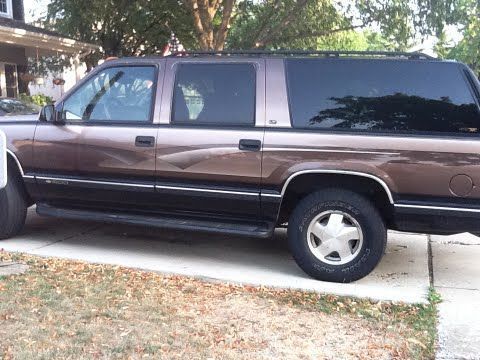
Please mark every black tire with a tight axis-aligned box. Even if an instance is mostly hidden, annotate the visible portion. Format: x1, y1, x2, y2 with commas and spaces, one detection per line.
287, 188, 387, 283
0, 163, 28, 240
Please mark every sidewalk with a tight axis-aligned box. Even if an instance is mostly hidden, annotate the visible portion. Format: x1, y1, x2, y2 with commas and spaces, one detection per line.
432, 233, 480, 360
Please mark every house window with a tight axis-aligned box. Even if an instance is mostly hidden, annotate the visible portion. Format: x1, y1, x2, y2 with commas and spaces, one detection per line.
0, 0, 12, 17
0, 0, 6, 13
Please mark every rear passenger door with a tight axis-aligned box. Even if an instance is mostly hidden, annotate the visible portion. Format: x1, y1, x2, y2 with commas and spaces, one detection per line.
155, 59, 265, 220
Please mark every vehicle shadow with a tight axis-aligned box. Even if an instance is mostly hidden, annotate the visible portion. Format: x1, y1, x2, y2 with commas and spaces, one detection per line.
8, 209, 431, 304
19, 210, 303, 278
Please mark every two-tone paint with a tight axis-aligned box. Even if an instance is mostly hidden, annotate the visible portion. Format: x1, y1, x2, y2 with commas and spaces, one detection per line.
1, 56, 480, 236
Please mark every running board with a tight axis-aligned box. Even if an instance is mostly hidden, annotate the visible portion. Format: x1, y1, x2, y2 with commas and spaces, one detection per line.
36, 203, 274, 238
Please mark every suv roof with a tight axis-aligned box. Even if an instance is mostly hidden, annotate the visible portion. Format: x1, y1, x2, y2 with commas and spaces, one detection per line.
165, 50, 437, 60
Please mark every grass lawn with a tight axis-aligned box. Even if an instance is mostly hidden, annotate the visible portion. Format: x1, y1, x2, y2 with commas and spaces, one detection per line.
0, 252, 438, 359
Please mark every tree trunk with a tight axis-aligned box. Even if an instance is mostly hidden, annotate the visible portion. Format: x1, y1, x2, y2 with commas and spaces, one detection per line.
214, 0, 235, 50
185, 0, 235, 51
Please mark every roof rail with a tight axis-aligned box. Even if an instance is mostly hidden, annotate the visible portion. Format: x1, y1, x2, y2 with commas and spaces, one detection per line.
169, 50, 436, 60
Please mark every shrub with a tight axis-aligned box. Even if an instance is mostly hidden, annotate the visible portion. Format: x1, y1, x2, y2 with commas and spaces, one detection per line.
19, 93, 54, 106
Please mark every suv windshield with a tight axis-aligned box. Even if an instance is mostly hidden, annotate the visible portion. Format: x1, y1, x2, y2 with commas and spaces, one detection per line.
0, 98, 41, 116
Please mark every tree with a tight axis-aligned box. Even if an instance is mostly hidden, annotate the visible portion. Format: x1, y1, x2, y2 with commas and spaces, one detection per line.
446, 0, 480, 75
315, 30, 396, 52
185, 0, 366, 50
184, 0, 235, 50
182, 0, 470, 51
45, 0, 474, 58
226, 0, 363, 50
45, 0, 196, 68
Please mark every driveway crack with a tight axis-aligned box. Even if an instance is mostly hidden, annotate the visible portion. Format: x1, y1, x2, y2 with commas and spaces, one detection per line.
433, 241, 480, 246
427, 235, 434, 287
436, 285, 479, 291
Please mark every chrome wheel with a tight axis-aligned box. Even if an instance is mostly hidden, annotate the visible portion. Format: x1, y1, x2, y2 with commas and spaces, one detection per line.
306, 210, 363, 265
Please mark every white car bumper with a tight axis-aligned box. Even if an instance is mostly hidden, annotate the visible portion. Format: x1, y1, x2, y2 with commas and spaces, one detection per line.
0, 130, 6, 189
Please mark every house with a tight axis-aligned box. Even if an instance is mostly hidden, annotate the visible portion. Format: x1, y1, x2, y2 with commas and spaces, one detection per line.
0, 0, 99, 98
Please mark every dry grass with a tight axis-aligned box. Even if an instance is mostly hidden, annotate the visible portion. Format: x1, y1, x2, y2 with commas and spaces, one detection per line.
0, 252, 436, 359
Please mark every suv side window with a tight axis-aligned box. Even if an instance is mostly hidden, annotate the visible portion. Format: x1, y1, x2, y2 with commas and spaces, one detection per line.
286, 59, 480, 134
62, 66, 156, 123
172, 63, 255, 126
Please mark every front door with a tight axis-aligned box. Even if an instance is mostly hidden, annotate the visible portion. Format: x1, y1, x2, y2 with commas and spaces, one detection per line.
4, 64, 18, 98
0, 63, 18, 98
154, 59, 266, 220
34, 62, 161, 210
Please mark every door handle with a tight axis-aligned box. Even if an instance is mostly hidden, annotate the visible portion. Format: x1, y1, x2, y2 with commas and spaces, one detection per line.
239, 139, 261, 151
135, 136, 155, 147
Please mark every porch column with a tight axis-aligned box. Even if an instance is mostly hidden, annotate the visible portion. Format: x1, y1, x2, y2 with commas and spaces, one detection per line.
73, 54, 82, 82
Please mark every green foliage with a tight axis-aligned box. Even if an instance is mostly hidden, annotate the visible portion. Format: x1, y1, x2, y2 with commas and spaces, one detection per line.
315, 30, 396, 51
446, 0, 480, 75
45, 0, 196, 65
354, 0, 413, 50
27, 55, 71, 78
19, 94, 54, 107
315, 31, 370, 51
408, 287, 441, 358
225, 0, 464, 51
434, 31, 453, 59
227, 0, 352, 49
43, 0, 477, 62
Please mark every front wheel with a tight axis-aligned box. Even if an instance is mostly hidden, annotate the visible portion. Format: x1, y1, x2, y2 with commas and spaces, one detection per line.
287, 189, 387, 283
0, 163, 28, 240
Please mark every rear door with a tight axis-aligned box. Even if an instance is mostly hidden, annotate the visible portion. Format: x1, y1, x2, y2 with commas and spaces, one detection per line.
154, 58, 266, 220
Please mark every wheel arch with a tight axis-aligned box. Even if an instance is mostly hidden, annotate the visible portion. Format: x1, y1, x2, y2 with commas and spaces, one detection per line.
5, 149, 34, 206
6, 149, 25, 176
281, 170, 394, 204
276, 170, 396, 225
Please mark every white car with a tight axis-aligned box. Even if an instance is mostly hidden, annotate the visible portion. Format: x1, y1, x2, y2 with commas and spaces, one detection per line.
0, 98, 40, 121
0, 129, 5, 189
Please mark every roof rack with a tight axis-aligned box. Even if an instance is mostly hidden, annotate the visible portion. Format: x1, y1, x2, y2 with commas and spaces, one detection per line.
169, 50, 435, 60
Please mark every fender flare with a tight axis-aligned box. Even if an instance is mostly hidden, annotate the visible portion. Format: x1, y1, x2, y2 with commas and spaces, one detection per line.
280, 169, 395, 204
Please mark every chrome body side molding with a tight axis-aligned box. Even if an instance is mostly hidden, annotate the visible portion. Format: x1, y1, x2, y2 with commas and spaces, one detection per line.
15, 173, 480, 215
36, 176, 155, 189
155, 184, 259, 197
395, 203, 480, 213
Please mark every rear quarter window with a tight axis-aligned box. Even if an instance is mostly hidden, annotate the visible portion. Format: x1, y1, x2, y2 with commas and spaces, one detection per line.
286, 59, 480, 135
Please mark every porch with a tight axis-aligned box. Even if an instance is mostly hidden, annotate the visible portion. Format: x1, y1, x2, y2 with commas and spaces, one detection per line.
0, 17, 99, 98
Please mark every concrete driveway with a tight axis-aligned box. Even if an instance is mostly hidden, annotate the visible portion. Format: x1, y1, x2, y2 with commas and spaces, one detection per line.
2, 208, 429, 304
1, 208, 479, 359
431, 233, 480, 360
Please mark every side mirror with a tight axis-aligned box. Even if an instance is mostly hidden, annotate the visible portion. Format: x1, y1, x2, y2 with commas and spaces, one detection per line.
39, 104, 55, 122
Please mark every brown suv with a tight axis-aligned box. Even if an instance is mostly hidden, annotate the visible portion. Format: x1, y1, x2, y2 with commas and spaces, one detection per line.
1, 50, 480, 283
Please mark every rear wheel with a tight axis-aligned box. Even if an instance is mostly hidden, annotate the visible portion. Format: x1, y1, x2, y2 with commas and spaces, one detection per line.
287, 188, 387, 283
0, 163, 28, 239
